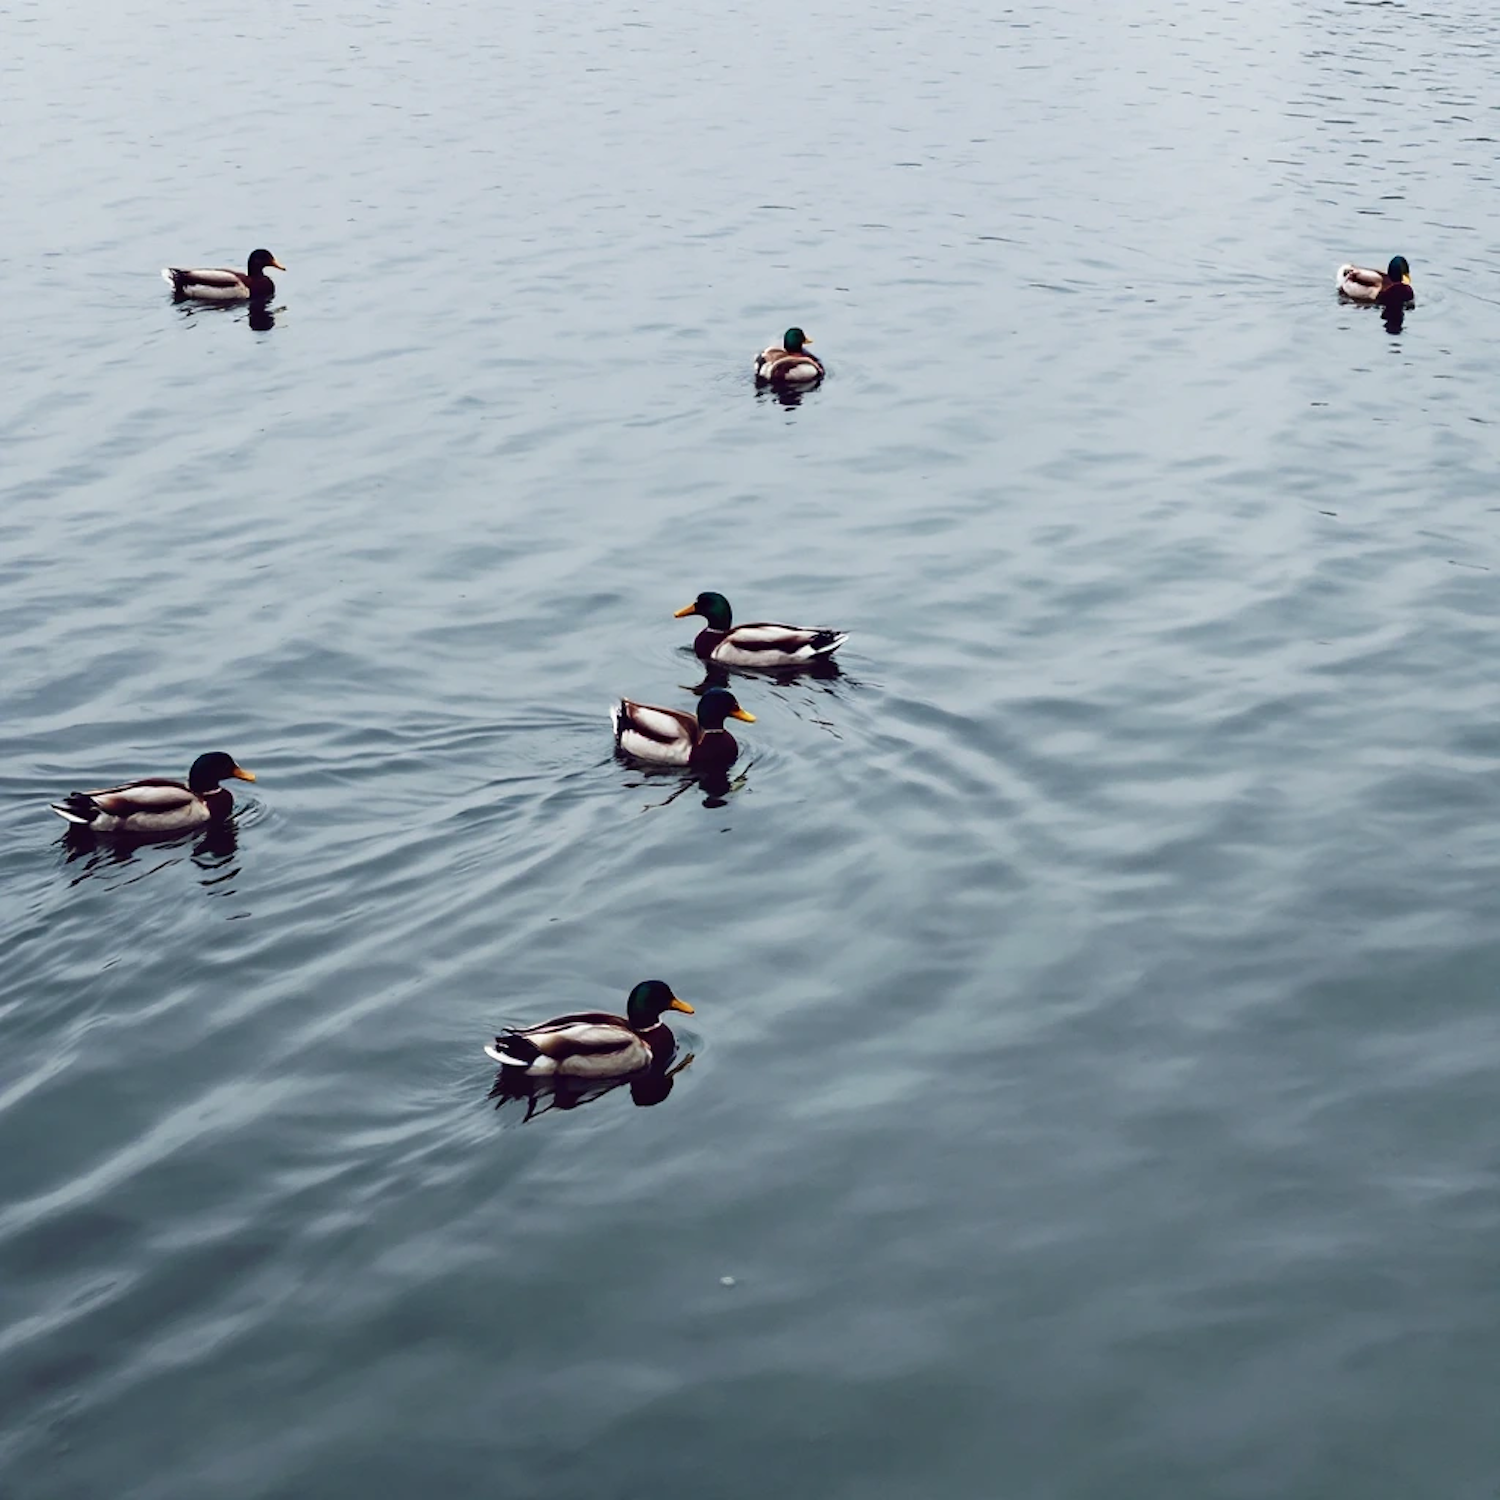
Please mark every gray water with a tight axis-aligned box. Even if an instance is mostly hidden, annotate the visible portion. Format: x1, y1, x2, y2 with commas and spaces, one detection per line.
4, 0, 1500, 1495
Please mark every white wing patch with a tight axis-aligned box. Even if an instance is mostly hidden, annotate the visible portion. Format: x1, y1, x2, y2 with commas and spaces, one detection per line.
167, 267, 250, 300
618, 730, 693, 765
497, 1020, 653, 1078
190, 282, 251, 302
615, 701, 696, 764
1337, 264, 1382, 300
711, 623, 848, 667
724, 623, 810, 648
626, 704, 691, 738
529, 1021, 634, 1050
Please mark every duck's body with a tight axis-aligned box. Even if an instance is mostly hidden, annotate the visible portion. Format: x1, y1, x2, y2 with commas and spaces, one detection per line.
162, 249, 285, 302
675, 591, 848, 669
755, 326, 824, 385
1337, 256, 1414, 306
485, 980, 695, 1080
611, 686, 755, 770
48, 752, 255, 836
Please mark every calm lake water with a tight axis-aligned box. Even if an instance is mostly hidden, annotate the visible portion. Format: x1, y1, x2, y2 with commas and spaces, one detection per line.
5, 0, 1500, 1495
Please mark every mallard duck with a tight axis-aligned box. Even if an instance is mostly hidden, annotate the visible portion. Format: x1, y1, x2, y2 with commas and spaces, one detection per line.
48, 752, 255, 835
484, 979, 695, 1079
674, 590, 848, 668
1337, 256, 1414, 306
755, 327, 825, 384
611, 685, 755, 770
162, 249, 285, 302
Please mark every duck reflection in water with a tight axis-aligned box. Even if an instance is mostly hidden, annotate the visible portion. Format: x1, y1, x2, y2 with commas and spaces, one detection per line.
691, 655, 844, 695
489, 1052, 695, 1122
172, 300, 283, 332
620, 751, 752, 810
59, 819, 241, 888
755, 381, 818, 410
485, 980, 697, 1122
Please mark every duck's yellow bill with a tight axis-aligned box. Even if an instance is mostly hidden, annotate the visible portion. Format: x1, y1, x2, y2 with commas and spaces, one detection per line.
730, 708, 756, 723
668, 996, 695, 1014
232, 766, 257, 782
1402, 274, 1411, 285
269, 258, 287, 271
673, 603, 698, 618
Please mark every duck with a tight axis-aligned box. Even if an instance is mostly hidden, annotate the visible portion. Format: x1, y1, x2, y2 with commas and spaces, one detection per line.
674, 591, 848, 668
611, 685, 755, 771
48, 752, 256, 835
755, 327, 825, 384
484, 979, 695, 1079
1337, 256, 1414, 306
162, 249, 286, 302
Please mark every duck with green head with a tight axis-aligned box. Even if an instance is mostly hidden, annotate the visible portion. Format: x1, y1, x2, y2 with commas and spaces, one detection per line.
48, 751, 257, 835
162, 248, 286, 302
755, 326, 825, 384
611, 685, 755, 771
484, 979, 696, 1079
674, 590, 848, 668
1337, 255, 1414, 306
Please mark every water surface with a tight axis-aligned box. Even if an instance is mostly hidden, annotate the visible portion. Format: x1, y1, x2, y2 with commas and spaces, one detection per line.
4, 1, 1500, 1496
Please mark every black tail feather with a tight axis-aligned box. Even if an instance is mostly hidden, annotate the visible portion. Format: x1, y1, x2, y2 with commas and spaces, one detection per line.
493, 1030, 540, 1064
50, 792, 100, 824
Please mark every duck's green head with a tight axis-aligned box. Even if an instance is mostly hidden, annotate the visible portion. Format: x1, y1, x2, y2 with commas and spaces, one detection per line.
248, 249, 286, 275
626, 979, 695, 1028
1387, 255, 1411, 284
674, 590, 733, 632
696, 686, 756, 731
783, 327, 812, 352
189, 752, 256, 793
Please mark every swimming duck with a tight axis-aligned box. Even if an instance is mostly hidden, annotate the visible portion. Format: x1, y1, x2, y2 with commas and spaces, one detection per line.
49, 752, 256, 835
674, 591, 848, 668
162, 249, 285, 302
1337, 256, 1414, 306
611, 686, 755, 770
484, 979, 695, 1079
755, 327, 825, 384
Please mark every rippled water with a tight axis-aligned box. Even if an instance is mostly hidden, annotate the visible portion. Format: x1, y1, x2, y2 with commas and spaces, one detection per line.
5, 0, 1500, 1495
